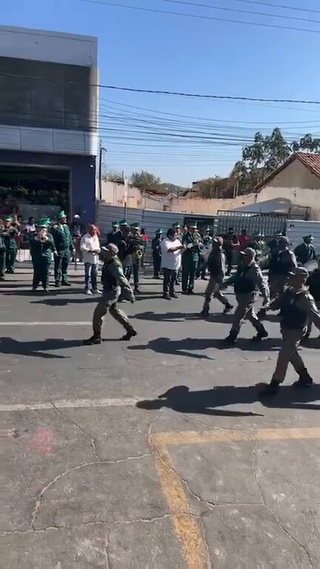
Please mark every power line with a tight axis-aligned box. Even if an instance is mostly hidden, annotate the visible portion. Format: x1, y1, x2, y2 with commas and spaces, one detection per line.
162, 0, 320, 24
81, 0, 320, 34
236, 0, 320, 15
2, 71, 320, 105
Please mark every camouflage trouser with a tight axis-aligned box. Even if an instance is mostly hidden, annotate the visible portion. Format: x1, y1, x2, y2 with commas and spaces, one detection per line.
92, 288, 132, 336
272, 328, 305, 383
203, 276, 229, 311
231, 293, 266, 335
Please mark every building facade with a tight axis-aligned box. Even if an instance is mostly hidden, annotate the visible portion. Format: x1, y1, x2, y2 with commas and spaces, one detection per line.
0, 25, 98, 222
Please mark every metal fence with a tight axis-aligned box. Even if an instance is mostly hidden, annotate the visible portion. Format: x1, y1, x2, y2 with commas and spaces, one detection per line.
216, 211, 287, 238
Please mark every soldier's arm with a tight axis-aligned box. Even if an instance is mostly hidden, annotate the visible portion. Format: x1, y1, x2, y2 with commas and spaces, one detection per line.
268, 295, 282, 311
300, 293, 320, 331
290, 251, 298, 269
256, 267, 270, 302
111, 263, 135, 300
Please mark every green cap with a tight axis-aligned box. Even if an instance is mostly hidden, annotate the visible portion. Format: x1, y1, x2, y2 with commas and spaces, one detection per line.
172, 222, 180, 229
36, 218, 50, 228
112, 221, 119, 227
119, 219, 128, 227
254, 231, 263, 237
156, 228, 163, 234
4, 215, 13, 222
131, 222, 140, 230
58, 210, 67, 219
188, 221, 198, 229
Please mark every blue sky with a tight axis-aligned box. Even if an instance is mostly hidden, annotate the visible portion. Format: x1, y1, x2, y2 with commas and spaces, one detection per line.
2, 0, 320, 186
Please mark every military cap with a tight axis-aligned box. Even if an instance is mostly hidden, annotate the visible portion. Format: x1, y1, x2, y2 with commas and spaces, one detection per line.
4, 215, 13, 222
303, 234, 314, 241
112, 221, 119, 227
58, 210, 67, 219
254, 231, 263, 237
119, 219, 128, 227
289, 266, 309, 278
240, 247, 256, 258
278, 236, 289, 245
213, 236, 223, 245
188, 221, 198, 229
36, 218, 50, 228
131, 222, 140, 230
156, 228, 163, 234
172, 222, 180, 229
101, 243, 119, 255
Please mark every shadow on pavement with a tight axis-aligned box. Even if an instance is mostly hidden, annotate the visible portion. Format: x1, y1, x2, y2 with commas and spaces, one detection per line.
137, 383, 320, 416
0, 337, 82, 359
127, 337, 216, 360
30, 297, 97, 306
132, 311, 201, 322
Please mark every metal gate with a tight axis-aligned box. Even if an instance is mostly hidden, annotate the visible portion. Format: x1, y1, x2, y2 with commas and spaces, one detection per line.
216, 211, 287, 238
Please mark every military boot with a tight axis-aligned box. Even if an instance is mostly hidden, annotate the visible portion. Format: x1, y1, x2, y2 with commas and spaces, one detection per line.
224, 330, 238, 344
121, 328, 137, 341
293, 368, 313, 389
83, 334, 102, 345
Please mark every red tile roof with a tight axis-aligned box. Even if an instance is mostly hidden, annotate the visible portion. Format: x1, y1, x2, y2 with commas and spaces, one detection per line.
254, 152, 320, 192
295, 152, 320, 178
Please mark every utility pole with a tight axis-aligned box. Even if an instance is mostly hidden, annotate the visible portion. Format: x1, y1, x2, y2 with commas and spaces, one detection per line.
123, 171, 128, 219
98, 142, 107, 200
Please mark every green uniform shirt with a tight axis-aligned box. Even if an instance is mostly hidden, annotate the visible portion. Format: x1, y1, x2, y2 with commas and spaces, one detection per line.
51, 223, 73, 254
182, 232, 202, 262
30, 234, 56, 262
3, 227, 19, 250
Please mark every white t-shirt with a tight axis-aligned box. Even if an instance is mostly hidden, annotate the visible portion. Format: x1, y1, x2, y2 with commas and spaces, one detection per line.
161, 238, 182, 271
80, 233, 101, 264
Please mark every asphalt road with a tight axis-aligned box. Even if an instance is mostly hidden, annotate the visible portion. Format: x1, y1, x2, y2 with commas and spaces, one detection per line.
1, 264, 320, 568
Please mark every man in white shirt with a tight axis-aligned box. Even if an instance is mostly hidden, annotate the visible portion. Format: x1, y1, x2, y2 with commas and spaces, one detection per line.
161, 228, 185, 300
80, 224, 101, 294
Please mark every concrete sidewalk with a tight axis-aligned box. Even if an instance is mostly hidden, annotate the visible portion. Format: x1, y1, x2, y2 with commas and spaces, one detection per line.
1, 267, 320, 567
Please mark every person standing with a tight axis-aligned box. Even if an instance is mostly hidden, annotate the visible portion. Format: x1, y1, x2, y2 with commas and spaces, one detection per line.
71, 214, 83, 263
261, 267, 320, 395
200, 237, 233, 317
181, 222, 202, 294
130, 222, 144, 294
161, 227, 185, 300
24, 217, 36, 237
0, 221, 6, 281
238, 229, 250, 251
83, 243, 137, 345
30, 219, 56, 292
152, 229, 163, 278
294, 235, 317, 266
106, 221, 120, 245
140, 227, 148, 268
224, 247, 269, 343
80, 224, 101, 295
3, 216, 19, 274
51, 211, 74, 287
223, 227, 240, 276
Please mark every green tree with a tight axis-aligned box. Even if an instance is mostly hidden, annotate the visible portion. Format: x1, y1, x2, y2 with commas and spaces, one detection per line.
103, 170, 124, 184
130, 170, 161, 192
292, 134, 320, 153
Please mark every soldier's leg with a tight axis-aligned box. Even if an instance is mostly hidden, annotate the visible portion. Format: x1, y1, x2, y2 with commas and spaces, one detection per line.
109, 302, 137, 339
61, 255, 70, 284
188, 260, 197, 292
32, 263, 40, 290
227, 296, 248, 339
247, 305, 268, 338
6, 250, 14, 272
43, 262, 50, 290
202, 277, 216, 313
201, 261, 208, 279
132, 261, 140, 291
0, 252, 6, 279
214, 287, 230, 307
54, 254, 62, 285
92, 297, 110, 338
181, 262, 188, 292
271, 329, 303, 384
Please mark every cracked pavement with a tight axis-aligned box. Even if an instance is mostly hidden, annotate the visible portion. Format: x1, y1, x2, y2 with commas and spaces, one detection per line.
1, 267, 320, 567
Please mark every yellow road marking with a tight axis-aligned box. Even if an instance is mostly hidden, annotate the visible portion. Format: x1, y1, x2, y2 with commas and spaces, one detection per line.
150, 427, 320, 568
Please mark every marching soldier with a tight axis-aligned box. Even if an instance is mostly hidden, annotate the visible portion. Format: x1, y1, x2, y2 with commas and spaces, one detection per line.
50, 211, 74, 287
152, 228, 163, 278
224, 247, 269, 344
294, 235, 317, 266
130, 222, 144, 294
261, 267, 320, 395
196, 227, 212, 280
248, 231, 268, 260
114, 220, 134, 282
267, 236, 297, 301
181, 221, 202, 294
30, 219, 56, 292
200, 236, 233, 317
0, 220, 6, 281
83, 243, 137, 345
3, 216, 19, 274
